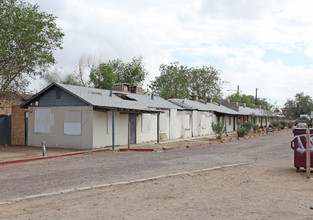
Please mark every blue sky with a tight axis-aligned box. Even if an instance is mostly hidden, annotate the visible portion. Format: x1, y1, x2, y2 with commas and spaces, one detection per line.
27, 0, 313, 108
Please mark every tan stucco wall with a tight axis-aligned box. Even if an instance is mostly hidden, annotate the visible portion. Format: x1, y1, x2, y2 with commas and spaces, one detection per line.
27, 106, 93, 150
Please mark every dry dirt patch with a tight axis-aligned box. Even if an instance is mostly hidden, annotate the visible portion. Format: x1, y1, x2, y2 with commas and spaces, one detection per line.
1, 157, 313, 219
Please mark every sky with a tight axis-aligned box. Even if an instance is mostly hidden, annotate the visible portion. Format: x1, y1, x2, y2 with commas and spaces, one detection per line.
27, 0, 313, 108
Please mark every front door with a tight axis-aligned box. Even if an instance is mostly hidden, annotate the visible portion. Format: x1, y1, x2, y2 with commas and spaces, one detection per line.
129, 114, 136, 144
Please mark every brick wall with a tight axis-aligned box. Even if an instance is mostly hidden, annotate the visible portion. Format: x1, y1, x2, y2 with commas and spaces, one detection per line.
0, 100, 12, 115
11, 106, 25, 145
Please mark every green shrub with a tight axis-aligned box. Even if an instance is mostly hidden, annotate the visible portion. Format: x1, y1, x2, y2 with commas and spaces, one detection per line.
279, 121, 288, 129
271, 121, 280, 129
253, 124, 259, 133
237, 127, 247, 137
241, 121, 253, 133
212, 122, 226, 139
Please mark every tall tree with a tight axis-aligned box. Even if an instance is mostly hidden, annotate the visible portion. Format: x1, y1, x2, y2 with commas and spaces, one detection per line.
189, 66, 224, 100
73, 55, 100, 86
148, 62, 224, 100
89, 56, 148, 89
41, 67, 82, 88
0, 0, 64, 96
109, 56, 148, 86
227, 93, 272, 109
89, 63, 115, 90
148, 62, 190, 99
284, 92, 313, 119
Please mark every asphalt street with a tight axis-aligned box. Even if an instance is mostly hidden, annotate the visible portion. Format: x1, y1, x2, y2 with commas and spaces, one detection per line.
0, 131, 293, 201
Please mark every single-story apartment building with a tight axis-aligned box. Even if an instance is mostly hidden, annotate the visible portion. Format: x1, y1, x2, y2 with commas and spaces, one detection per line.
21, 83, 171, 149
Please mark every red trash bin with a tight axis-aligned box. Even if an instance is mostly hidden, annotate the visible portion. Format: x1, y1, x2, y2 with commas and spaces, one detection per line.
291, 128, 313, 172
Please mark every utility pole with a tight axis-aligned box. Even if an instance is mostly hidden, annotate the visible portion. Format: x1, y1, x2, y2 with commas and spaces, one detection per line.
237, 85, 239, 96
255, 88, 258, 105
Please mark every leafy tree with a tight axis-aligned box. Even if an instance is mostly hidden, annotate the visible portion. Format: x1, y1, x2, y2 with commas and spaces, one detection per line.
89, 56, 148, 89
148, 62, 224, 100
284, 92, 313, 119
109, 56, 148, 86
227, 93, 272, 109
0, 0, 64, 96
227, 93, 255, 108
41, 67, 82, 88
89, 63, 115, 90
189, 66, 224, 100
62, 74, 83, 86
148, 62, 190, 99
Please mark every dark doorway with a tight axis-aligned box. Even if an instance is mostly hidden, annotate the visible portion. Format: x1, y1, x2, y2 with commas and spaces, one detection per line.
0, 116, 11, 144
129, 114, 136, 144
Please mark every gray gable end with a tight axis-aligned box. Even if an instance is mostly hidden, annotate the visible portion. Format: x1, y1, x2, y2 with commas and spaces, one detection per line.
38, 87, 88, 106
21, 84, 90, 107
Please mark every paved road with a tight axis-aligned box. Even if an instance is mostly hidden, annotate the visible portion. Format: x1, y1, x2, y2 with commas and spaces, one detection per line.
0, 131, 293, 201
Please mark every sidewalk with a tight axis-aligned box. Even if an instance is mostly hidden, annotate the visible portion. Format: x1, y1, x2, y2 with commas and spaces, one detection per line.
0, 130, 287, 164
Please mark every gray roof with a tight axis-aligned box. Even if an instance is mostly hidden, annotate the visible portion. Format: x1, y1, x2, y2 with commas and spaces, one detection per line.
169, 99, 240, 115
122, 92, 182, 110
59, 84, 182, 110
21, 83, 181, 112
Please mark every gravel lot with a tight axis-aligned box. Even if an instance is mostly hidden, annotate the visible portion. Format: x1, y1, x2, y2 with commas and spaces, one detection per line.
1, 131, 313, 219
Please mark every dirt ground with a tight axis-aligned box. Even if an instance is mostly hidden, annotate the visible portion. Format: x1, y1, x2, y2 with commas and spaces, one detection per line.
1, 142, 313, 220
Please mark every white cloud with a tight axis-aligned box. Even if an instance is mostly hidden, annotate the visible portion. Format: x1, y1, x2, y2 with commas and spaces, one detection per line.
26, 0, 313, 107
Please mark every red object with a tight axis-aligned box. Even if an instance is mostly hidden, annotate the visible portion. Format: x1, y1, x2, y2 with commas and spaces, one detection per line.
291, 129, 313, 171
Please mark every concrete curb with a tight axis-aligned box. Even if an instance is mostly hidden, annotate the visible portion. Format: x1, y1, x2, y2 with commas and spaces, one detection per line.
119, 148, 154, 152
162, 146, 182, 151
186, 142, 211, 148
0, 162, 248, 206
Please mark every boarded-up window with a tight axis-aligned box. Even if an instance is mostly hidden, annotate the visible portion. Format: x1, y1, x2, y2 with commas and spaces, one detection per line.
185, 115, 190, 129
201, 114, 207, 128
141, 114, 151, 133
159, 113, 167, 132
107, 111, 120, 134
34, 109, 53, 134
64, 110, 81, 135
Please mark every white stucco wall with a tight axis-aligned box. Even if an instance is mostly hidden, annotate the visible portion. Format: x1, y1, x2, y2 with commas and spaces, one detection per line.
199, 112, 214, 136
169, 109, 177, 139
27, 106, 93, 150
184, 111, 192, 138
174, 110, 187, 139
93, 111, 129, 148
136, 113, 158, 143
159, 110, 170, 140
192, 111, 198, 137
